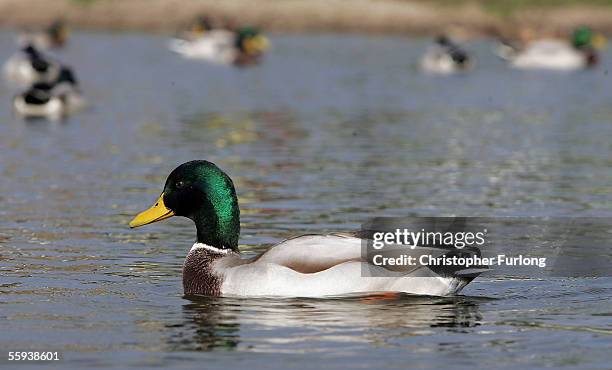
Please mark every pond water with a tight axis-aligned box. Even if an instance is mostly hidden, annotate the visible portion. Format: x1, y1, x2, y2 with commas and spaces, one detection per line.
0, 31, 610, 369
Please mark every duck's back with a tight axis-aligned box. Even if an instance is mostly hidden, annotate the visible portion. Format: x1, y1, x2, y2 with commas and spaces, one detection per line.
169, 30, 236, 64
512, 39, 585, 70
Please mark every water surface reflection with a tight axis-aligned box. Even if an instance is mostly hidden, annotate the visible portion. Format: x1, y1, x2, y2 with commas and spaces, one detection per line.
169, 295, 485, 352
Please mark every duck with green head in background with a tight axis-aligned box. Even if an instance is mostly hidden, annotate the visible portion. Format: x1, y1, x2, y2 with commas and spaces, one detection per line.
169, 21, 269, 66
129, 160, 486, 298
498, 26, 606, 71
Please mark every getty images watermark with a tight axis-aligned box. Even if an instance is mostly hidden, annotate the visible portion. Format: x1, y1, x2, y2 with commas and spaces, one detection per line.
371, 227, 545, 269
360, 217, 612, 278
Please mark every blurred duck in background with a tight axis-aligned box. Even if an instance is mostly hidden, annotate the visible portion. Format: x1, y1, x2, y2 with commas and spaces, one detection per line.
3, 45, 61, 87
169, 16, 269, 66
17, 20, 70, 49
13, 65, 85, 119
420, 35, 473, 74
498, 27, 606, 71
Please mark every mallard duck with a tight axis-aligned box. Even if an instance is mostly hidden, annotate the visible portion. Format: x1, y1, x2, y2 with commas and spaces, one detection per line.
129, 160, 485, 297
13, 66, 85, 119
505, 27, 606, 70
169, 27, 269, 66
17, 20, 69, 49
420, 36, 473, 74
3, 45, 61, 87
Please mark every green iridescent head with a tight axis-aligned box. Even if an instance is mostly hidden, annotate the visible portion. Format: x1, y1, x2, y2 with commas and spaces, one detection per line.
130, 160, 240, 250
235, 27, 270, 54
572, 27, 593, 49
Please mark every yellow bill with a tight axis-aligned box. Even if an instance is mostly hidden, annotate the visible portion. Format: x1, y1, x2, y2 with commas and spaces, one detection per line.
593, 33, 607, 50
129, 194, 175, 228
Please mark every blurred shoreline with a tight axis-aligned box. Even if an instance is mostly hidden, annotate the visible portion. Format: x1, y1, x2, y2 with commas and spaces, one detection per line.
1, 0, 612, 37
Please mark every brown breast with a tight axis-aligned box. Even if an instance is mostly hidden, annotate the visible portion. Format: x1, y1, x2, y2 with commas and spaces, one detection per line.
182, 248, 226, 296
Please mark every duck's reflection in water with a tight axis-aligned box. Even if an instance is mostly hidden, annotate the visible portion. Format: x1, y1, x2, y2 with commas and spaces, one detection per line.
166, 294, 486, 352
165, 298, 241, 351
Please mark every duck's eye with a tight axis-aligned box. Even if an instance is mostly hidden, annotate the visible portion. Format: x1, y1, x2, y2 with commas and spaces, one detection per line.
175, 181, 186, 189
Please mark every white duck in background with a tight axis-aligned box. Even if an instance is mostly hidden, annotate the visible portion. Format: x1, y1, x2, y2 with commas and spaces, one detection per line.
500, 27, 606, 71
129, 160, 486, 298
13, 66, 85, 119
169, 26, 270, 66
421, 35, 473, 74
3, 45, 61, 87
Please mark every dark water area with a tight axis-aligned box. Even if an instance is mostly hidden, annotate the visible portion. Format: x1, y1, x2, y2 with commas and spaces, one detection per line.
0, 31, 610, 369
